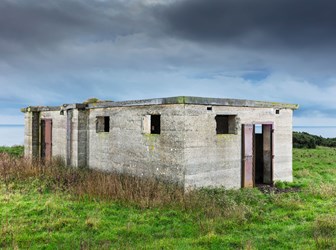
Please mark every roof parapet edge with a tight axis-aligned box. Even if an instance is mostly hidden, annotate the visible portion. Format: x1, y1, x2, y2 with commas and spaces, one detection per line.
21, 96, 298, 112
87, 96, 299, 110
21, 103, 88, 113
21, 106, 61, 113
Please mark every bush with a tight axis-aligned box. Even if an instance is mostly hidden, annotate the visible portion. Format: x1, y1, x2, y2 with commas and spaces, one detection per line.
293, 132, 316, 149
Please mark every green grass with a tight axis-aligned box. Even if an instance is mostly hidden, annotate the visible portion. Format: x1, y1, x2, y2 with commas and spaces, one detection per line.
0, 146, 24, 158
1, 147, 336, 249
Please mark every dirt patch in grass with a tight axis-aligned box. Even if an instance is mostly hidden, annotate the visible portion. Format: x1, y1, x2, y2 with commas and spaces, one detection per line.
256, 184, 301, 195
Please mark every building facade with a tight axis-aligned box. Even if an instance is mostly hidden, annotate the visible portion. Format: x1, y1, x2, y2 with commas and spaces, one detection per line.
22, 96, 298, 189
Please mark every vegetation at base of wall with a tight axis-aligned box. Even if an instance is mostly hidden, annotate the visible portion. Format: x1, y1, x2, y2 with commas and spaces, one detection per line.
0, 146, 24, 157
293, 131, 336, 149
0, 154, 255, 218
1, 147, 336, 249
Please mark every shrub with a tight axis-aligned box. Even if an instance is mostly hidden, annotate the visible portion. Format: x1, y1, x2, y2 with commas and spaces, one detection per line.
293, 132, 316, 149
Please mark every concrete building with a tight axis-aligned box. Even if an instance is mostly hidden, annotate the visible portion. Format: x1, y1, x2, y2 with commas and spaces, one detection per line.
22, 96, 298, 189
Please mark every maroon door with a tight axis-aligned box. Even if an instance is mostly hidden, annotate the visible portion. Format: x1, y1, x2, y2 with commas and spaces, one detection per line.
242, 124, 254, 188
41, 119, 52, 159
263, 124, 273, 184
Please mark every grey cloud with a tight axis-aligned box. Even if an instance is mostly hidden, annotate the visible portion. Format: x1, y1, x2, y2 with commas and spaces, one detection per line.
156, 0, 336, 50
0, 0, 154, 54
1, 0, 335, 76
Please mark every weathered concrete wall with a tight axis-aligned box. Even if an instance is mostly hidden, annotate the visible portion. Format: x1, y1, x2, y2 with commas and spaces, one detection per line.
183, 105, 293, 189
273, 109, 293, 182
24, 111, 45, 158
24, 112, 34, 157
69, 109, 78, 166
24, 110, 66, 159
184, 105, 242, 189
29, 108, 88, 167
66, 109, 73, 165
238, 107, 293, 184
40, 111, 67, 158
68, 109, 89, 167
77, 109, 88, 167
87, 105, 186, 184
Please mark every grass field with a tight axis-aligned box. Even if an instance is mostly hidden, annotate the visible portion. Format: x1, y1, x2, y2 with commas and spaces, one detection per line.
1, 147, 336, 249
0, 146, 24, 158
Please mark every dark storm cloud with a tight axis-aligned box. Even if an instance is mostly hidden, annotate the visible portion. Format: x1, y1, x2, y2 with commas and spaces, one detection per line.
157, 0, 336, 49
0, 0, 152, 53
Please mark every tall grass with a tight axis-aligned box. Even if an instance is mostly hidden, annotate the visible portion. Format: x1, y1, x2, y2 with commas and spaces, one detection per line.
313, 216, 336, 249
0, 153, 252, 220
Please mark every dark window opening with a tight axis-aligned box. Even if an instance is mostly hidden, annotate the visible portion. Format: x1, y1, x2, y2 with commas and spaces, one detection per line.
207, 107, 212, 111
276, 109, 280, 114
151, 115, 160, 134
96, 116, 110, 133
104, 116, 110, 132
216, 115, 236, 134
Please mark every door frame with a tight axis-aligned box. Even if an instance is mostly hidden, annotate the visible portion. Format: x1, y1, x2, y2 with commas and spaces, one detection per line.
242, 122, 274, 187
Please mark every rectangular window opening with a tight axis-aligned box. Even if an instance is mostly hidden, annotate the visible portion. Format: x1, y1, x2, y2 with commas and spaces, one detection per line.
216, 115, 237, 134
96, 116, 110, 133
276, 109, 280, 114
104, 116, 110, 132
151, 115, 161, 134
207, 107, 212, 111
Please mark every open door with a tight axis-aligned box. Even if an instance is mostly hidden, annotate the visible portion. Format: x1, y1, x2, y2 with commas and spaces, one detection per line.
41, 119, 52, 160
242, 124, 254, 188
242, 123, 274, 188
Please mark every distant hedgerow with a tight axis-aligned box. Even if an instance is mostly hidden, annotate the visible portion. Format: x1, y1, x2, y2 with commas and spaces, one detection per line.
293, 132, 336, 149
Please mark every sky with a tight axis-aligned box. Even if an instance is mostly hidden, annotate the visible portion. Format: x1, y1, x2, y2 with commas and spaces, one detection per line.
1, 0, 336, 126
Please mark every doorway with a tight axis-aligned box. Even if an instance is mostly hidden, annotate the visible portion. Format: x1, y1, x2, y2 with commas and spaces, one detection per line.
41, 119, 52, 160
242, 124, 273, 187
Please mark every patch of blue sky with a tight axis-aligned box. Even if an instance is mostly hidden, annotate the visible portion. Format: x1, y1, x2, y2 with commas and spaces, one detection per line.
189, 71, 223, 80
189, 69, 271, 82
295, 106, 336, 118
242, 70, 270, 82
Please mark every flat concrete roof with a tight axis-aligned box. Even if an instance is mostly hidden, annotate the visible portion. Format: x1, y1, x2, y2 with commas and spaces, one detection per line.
22, 96, 299, 112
